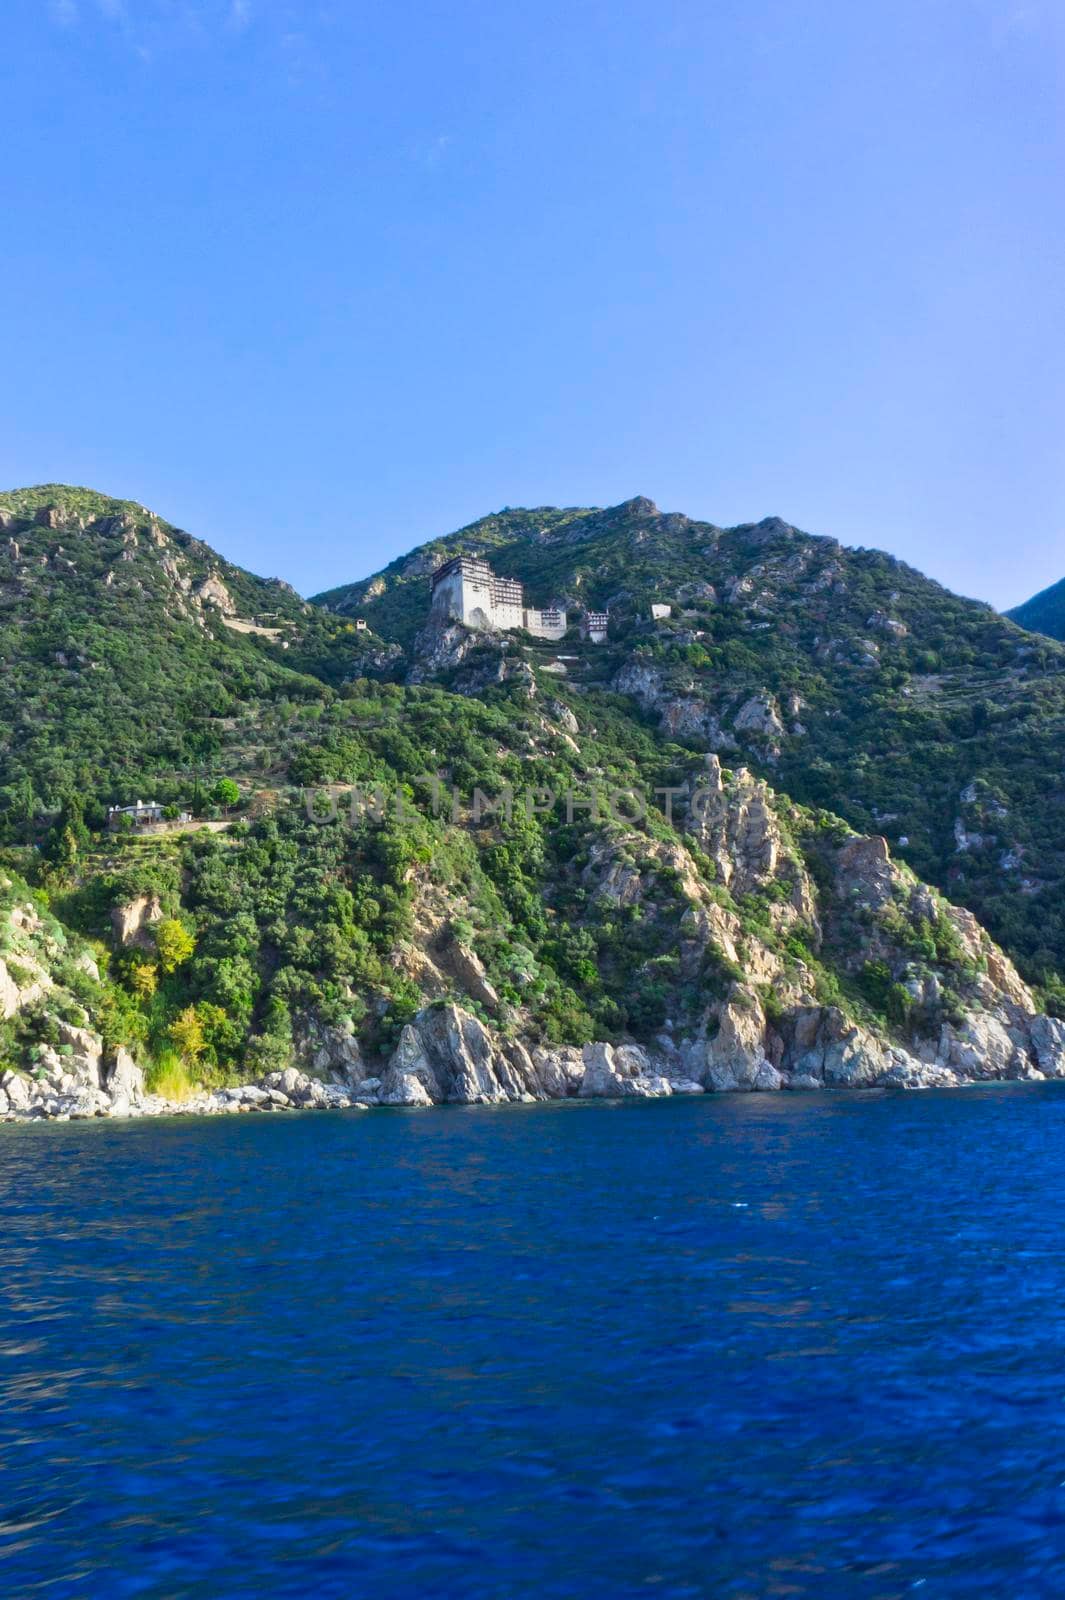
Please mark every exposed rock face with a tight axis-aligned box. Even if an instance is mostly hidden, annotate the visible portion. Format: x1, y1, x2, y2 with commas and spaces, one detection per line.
688, 757, 777, 888
296, 1016, 365, 1081
613, 661, 664, 712
0, 958, 22, 1021
698, 988, 782, 1092
0, 950, 51, 1017
438, 934, 500, 1012
111, 895, 164, 948
409, 620, 488, 681
374, 1009, 700, 1107
5, 992, 1064, 1123
546, 698, 579, 735
733, 694, 785, 741
686, 756, 816, 929
579, 1042, 673, 1098
378, 1006, 539, 1105
105, 1048, 145, 1114
194, 572, 236, 614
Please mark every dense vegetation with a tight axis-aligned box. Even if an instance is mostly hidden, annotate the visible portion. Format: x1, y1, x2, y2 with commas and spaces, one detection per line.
1008, 574, 1065, 642
0, 485, 386, 806
1, 484, 1063, 1089
319, 496, 1065, 992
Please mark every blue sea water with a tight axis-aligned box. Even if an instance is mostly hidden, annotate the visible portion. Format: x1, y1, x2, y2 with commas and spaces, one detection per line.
1, 1088, 1064, 1599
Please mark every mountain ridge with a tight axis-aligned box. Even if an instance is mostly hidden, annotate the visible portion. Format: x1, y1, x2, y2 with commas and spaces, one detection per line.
314, 494, 1065, 989
1008, 574, 1065, 642
1, 481, 1064, 1117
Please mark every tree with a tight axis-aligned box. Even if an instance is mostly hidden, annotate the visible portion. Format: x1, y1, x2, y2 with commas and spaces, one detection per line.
129, 962, 158, 1000
55, 825, 81, 872
169, 1005, 206, 1062
213, 778, 240, 814
155, 918, 196, 974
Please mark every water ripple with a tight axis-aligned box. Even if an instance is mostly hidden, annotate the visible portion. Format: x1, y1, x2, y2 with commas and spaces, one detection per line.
1, 1088, 1064, 1596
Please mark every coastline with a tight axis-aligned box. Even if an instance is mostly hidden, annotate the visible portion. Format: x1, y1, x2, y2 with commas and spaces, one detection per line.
4, 1030, 1065, 1126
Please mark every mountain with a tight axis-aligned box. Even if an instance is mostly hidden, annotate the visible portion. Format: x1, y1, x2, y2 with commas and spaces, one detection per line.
1, 484, 1064, 1119
0, 484, 391, 805
317, 496, 1065, 989
1008, 575, 1065, 641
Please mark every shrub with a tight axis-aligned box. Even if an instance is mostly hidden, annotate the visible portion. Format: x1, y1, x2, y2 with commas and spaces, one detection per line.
146, 1050, 196, 1101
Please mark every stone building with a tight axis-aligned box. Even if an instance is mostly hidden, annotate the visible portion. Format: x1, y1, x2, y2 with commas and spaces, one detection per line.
430, 557, 567, 640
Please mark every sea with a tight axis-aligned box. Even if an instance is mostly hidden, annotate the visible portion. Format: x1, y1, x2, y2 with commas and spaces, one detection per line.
2, 1086, 1064, 1598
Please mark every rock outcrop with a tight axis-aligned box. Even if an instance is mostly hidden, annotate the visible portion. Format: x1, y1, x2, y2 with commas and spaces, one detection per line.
111, 894, 164, 948
0, 1037, 147, 1122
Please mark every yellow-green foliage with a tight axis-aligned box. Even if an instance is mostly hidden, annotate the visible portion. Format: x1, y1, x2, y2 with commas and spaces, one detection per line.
169, 1005, 206, 1062
145, 1050, 197, 1101
155, 919, 196, 974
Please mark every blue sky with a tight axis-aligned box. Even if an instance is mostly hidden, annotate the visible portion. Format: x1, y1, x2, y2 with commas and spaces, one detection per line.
1, 0, 1062, 606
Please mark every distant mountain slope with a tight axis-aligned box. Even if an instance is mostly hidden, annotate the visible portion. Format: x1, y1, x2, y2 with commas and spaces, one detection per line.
0, 485, 385, 802
1008, 575, 1065, 641
317, 496, 1065, 986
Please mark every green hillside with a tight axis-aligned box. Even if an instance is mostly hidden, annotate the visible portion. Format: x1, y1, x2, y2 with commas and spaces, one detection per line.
1, 484, 1062, 1098
0, 484, 386, 807
1008, 575, 1065, 642
318, 496, 1065, 988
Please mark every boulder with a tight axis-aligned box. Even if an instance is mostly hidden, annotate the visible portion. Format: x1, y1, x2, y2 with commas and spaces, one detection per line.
578, 1042, 672, 1098
546, 698, 579, 736
261, 1066, 329, 1106
934, 1014, 1029, 1081
105, 1047, 145, 1109
733, 694, 785, 741
302, 1018, 365, 1081
1029, 1015, 1065, 1077
378, 1023, 442, 1104
531, 1045, 584, 1098
1, 1071, 32, 1112
28, 1021, 107, 1093
194, 572, 236, 614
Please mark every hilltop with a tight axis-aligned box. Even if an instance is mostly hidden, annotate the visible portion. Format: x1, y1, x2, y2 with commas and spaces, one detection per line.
317, 496, 1065, 989
0, 484, 391, 804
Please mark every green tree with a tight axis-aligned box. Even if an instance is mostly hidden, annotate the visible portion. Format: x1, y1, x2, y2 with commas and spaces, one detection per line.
155, 918, 196, 974
129, 961, 158, 1000
169, 1005, 206, 1062
213, 778, 240, 813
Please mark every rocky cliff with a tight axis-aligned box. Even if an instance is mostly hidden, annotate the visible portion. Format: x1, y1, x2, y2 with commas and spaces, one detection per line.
5, 745, 1064, 1122
0, 873, 145, 1120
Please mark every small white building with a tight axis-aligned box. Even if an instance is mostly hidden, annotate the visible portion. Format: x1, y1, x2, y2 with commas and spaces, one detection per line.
651, 603, 672, 621
355, 618, 368, 632
430, 557, 567, 640
580, 610, 610, 644
107, 800, 192, 829
108, 800, 163, 828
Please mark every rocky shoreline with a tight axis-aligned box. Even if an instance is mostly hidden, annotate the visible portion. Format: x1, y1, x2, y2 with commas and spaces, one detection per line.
4, 998, 1065, 1124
